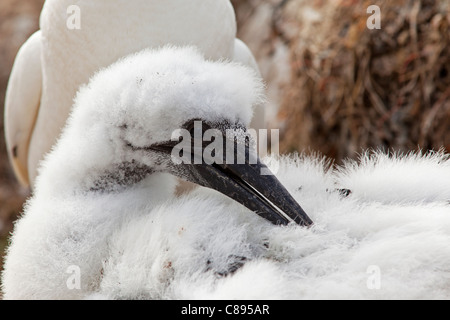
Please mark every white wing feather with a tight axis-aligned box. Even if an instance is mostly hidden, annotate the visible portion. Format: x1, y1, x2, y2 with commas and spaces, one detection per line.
4, 31, 42, 186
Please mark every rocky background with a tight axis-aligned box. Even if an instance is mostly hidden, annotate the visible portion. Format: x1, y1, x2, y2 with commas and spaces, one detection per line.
1, 0, 449, 291
233, 0, 450, 159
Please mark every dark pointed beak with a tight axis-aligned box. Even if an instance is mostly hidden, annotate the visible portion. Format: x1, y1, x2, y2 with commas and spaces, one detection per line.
162, 136, 313, 227
191, 158, 312, 226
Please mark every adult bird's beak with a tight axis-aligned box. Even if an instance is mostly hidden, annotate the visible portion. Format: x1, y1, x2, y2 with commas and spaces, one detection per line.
153, 132, 313, 227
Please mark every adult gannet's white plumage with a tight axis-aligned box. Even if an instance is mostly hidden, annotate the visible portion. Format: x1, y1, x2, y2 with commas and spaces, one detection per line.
3, 47, 450, 300
5, 0, 263, 188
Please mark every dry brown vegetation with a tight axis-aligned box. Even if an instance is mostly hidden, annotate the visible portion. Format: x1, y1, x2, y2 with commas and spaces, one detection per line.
233, 0, 450, 160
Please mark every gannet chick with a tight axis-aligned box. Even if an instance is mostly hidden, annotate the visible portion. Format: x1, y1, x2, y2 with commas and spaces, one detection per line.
1, 47, 310, 299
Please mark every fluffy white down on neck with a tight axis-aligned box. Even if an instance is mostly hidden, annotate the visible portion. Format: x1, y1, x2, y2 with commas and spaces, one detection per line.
3, 151, 450, 300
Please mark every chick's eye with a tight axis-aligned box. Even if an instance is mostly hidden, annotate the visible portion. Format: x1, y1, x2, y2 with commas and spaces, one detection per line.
186, 120, 211, 137
201, 122, 211, 133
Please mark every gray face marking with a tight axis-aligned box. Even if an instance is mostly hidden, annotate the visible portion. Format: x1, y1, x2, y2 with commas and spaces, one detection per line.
90, 160, 153, 193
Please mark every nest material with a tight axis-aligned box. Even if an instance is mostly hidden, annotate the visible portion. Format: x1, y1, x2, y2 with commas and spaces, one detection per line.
276, 0, 450, 161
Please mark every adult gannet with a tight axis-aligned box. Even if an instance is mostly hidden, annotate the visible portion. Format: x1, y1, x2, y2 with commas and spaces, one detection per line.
1, 47, 311, 300
5, 0, 262, 188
